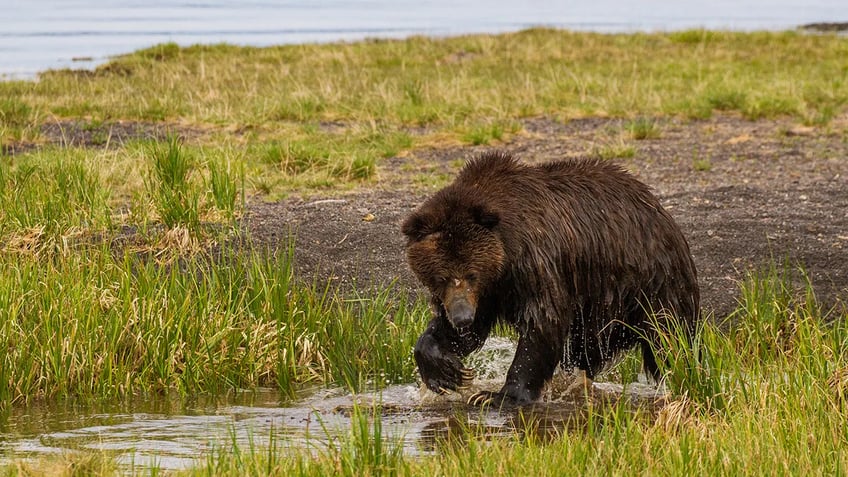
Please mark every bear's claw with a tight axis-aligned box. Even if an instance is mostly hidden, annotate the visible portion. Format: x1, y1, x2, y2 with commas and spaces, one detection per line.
456, 368, 475, 390
467, 390, 510, 407
421, 362, 476, 394
430, 367, 475, 394
467, 392, 490, 406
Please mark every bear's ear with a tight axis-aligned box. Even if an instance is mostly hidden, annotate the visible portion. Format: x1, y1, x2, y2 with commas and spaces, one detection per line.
471, 204, 499, 230
402, 213, 431, 241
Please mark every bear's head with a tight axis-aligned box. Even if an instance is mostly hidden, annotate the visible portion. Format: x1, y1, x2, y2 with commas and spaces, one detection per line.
402, 192, 505, 331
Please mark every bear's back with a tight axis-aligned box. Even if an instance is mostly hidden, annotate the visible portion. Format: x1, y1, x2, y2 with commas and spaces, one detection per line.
455, 151, 659, 219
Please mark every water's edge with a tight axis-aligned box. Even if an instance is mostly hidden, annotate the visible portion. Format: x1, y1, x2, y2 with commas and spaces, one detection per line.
4, 0, 846, 79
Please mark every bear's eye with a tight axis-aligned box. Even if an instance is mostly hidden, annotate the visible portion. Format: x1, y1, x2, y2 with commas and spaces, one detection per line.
465, 273, 477, 283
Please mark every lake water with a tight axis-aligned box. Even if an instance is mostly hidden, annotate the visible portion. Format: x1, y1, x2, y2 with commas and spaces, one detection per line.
1, 0, 846, 79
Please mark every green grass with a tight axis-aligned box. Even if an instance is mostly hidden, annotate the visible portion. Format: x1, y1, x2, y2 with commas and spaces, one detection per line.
0, 140, 253, 248
3, 263, 845, 476
693, 157, 712, 171
252, 126, 410, 183
16, 30, 846, 126
591, 140, 636, 160
0, 148, 113, 253
461, 120, 520, 145
2, 29, 847, 193
705, 86, 748, 112
146, 135, 201, 231
0, 97, 32, 129
207, 154, 242, 221
0, 245, 426, 406
625, 117, 662, 140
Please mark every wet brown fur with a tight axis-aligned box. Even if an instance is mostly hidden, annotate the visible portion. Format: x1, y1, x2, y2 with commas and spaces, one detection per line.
403, 151, 700, 405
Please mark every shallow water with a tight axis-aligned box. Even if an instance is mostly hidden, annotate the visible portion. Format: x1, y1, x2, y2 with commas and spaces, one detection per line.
0, 338, 666, 471
3, 0, 846, 79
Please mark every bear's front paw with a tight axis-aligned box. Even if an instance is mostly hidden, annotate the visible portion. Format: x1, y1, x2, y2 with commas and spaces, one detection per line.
420, 359, 476, 394
415, 334, 475, 394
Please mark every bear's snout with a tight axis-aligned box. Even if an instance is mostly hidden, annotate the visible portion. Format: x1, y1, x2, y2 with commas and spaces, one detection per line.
442, 278, 477, 330
446, 296, 475, 330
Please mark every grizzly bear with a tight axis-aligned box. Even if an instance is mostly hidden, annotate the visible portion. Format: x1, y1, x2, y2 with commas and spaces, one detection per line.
402, 151, 700, 406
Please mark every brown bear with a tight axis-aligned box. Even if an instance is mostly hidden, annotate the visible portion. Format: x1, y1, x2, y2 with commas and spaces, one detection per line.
402, 151, 700, 406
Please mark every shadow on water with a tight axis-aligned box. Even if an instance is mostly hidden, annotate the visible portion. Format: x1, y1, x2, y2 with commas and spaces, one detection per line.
0, 338, 667, 471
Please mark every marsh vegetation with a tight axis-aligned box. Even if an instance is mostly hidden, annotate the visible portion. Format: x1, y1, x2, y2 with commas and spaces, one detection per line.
0, 28, 847, 474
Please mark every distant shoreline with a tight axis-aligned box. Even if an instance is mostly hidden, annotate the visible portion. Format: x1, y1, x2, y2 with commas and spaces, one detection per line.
4, 0, 848, 80
800, 21, 848, 31
4, 21, 847, 82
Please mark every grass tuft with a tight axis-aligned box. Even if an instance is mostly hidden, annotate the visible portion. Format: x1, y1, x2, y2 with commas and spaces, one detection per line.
591, 141, 636, 160
254, 128, 410, 188
0, 150, 112, 252
330, 403, 406, 477
207, 156, 243, 221
705, 87, 748, 111
625, 117, 661, 140
743, 95, 799, 120
0, 97, 33, 128
146, 136, 201, 232
654, 314, 731, 413
463, 123, 504, 145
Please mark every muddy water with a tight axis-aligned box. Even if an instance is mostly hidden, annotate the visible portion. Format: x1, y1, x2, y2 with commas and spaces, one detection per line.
0, 338, 666, 471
